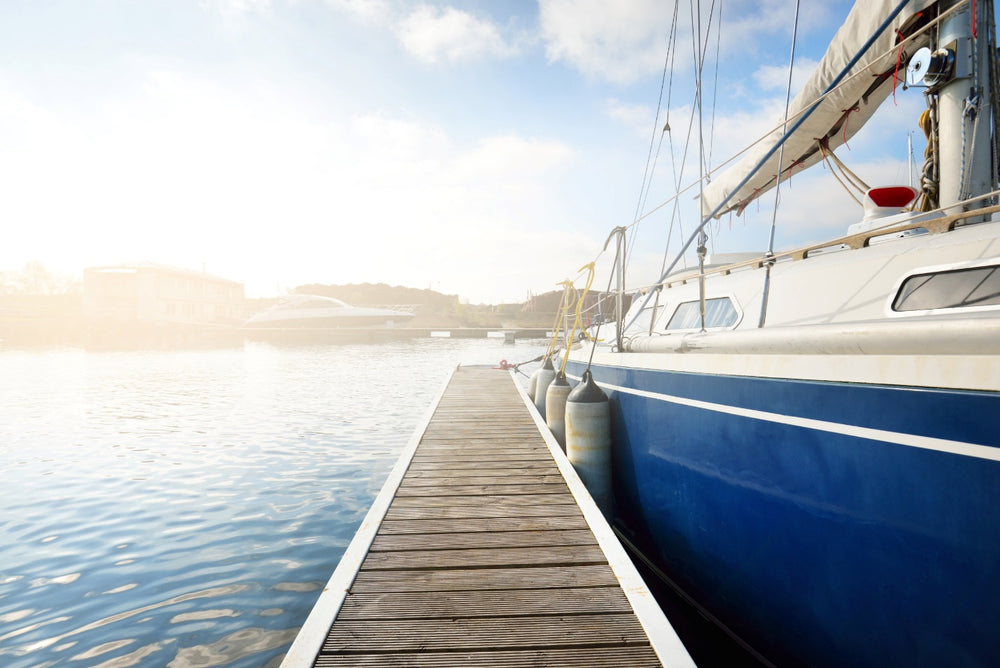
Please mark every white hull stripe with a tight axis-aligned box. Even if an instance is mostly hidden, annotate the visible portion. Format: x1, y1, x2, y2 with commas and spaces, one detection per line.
570, 375, 1000, 463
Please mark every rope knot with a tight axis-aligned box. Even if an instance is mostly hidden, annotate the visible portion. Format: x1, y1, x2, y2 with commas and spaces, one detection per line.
964, 94, 980, 119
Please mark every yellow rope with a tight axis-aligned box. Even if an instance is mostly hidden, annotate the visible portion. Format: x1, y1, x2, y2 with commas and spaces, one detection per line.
918, 108, 938, 212
546, 280, 575, 358
575, 263, 599, 341
559, 263, 596, 375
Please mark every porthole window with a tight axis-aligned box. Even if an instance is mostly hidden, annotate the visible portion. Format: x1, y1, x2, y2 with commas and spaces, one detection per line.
666, 297, 740, 330
892, 265, 1000, 311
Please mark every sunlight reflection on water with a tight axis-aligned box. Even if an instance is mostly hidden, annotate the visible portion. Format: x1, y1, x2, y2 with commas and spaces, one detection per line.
0, 338, 547, 667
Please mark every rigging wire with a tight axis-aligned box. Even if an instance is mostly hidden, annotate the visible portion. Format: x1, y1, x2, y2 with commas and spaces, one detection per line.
759, 0, 801, 328
655, 13, 724, 282
989, 0, 1000, 199
636, 0, 682, 221
693, 0, 711, 332
656, 73, 707, 278
706, 0, 723, 174
766, 0, 801, 256
704, 0, 722, 259
585, 234, 623, 369
632, 0, 682, 227
698, 0, 722, 188
625, 0, 719, 278
649, 12, 701, 325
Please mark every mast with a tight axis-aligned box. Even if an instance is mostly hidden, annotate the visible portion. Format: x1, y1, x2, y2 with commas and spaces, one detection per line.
935, 0, 994, 215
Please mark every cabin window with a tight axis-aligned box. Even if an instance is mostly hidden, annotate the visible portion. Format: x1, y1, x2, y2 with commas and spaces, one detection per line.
892, 265, 1000, 311
627, 307, 656, 334
666, 297, 739, 330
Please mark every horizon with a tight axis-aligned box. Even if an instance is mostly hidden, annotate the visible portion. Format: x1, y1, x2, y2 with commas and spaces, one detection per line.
1, 259, 585, 306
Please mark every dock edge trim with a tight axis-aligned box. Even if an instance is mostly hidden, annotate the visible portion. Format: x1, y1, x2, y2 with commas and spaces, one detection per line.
279, 366, 457, 667
510, 370, 697, 668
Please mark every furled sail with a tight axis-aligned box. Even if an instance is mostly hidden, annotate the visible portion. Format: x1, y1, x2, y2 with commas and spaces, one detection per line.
700, 0, 935, 218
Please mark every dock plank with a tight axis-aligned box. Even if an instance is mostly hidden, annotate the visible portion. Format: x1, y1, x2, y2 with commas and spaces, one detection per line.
347, 564, 621, 593
314, 646, 662, 668
388, 494, 578, 507
320, 613, 652, 653
358, 544, 610, 570
370, 529, 596, 552
376, 515, 590, 534
395, 483, 572, 497
403, 466, 562, 486
383, 502, 582, 520
335, 586, 635, 620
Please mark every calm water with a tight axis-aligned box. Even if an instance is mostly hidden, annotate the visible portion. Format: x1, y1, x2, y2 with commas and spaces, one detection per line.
0, 338, 546, 668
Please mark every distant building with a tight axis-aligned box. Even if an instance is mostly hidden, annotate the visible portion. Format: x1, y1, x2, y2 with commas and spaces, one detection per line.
83, 262, 244, 326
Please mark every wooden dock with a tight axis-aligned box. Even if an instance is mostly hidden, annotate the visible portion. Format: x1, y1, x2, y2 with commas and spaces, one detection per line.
281, 365, 694, 667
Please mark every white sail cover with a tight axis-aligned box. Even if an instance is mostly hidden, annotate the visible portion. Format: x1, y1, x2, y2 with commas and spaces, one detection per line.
700, 0, 935, 218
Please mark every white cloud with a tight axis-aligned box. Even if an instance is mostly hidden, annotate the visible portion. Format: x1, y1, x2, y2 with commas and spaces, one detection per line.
539, 0, 839, 86
752, 57, 820, 95
719, 0, 838, 59
324, 0, 394, 26
394, 5, 519, 64
456, 134, 576, 181
324, 2, 522, 66
606, 99, 656, 135
198, 0, 272, 18
538, 0, 673, 84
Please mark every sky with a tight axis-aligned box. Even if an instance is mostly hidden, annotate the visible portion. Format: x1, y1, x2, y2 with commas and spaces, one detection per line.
0, 0, 936, 303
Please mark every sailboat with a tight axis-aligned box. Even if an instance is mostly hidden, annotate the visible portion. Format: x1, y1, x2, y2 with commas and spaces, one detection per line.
560, 0, 1000, 665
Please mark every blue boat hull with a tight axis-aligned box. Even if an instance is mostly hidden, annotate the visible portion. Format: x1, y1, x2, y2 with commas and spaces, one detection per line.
566, 359, 1000, 666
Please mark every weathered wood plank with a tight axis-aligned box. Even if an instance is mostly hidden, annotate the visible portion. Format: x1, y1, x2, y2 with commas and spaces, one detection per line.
358, 544, 609, 570
415, 446, 544, 454
401, 470, 565, 482
320, 614, 652, 653
388, 493, 577, 507
408, 453, 552, 463
383, 502, 582, 520
370, 529, 597, 552
376, 515, 590, 535
412, 452, 544, 460
399, 474, 566, 487
314, 646, 662, 668
348, 564, 620, 593
335, 586, 635, 620
394, 483, 571, 497
406, 458, 555, 471
417, 433, 541, 440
